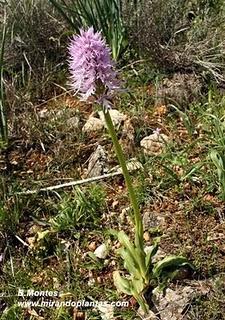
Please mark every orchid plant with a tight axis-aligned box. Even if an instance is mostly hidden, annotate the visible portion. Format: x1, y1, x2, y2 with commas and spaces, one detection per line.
68, 27, 193, 314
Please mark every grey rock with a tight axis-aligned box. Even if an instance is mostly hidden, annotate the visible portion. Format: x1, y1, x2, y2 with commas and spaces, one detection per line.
98, 109, 127, 128
152, 286, 194, 320
86, 145, 107, 178
82, 116, 104, 133
143, 210, 165, 231
140, 133, 170, 155
109, 158, 143, 174
152, 281, 210, 320
94, 244, 108, 259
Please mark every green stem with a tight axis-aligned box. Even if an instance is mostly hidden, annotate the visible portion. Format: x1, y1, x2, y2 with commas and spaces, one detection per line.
102, 107, 144, 251
134, 292, 149, 315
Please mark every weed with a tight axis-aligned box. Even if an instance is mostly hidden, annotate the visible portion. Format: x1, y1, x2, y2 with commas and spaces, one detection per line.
49, 0, 127, 60
50, 185, 106, 233
204, 110, 225, 199
124, 0, 225, 84
0, 183, 22, 236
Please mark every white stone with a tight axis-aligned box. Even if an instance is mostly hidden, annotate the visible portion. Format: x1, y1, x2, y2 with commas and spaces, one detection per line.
110, 158, 143, 174
140, 133, 170, 155
94, 243, 108, 259
98, 109, 127, 128
98, 303, 114, 320
38, 108, 48, 119
82, 116, 104, 133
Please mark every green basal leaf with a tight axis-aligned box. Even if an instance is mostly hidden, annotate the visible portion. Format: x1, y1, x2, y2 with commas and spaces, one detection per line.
210, 150, 223, 168
107, 228, 119, 237
152, 255, 194, 279
145, 240, 159, 271
134, 247, 148, 280
118, 230, 135, 251
117, 231, 140, 267
131, 277, 145, 294
119, 248, 141, 278
113, 271, 132, 295
210, 149, 225, 180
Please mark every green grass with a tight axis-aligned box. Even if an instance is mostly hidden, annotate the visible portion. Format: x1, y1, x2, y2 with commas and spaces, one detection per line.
50, 185, 106, 233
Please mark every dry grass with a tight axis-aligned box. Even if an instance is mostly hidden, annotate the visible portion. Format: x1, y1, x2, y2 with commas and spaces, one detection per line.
123, 0, 225, 84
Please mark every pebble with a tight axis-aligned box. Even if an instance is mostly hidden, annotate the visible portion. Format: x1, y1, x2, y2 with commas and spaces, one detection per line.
143, 231, 150, 242
140, 133, 170, 155
82, 116, 104, 133
94, 243, 108, 259
88, 242, 97, 251
98, 109, 126, 128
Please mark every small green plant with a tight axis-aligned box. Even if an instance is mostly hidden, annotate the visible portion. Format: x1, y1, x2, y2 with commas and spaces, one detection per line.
0, 197, 21, 235
205, 112, 225, 199
210, 149, 225, 200
49, 0, 127, 60
50, 185, 105, 232
114, 236, 193, 310
1, 305, 23, 320
170, 104, 195, 137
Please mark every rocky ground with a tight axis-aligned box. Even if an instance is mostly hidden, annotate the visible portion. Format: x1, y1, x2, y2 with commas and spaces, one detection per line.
1, 70, 225, 319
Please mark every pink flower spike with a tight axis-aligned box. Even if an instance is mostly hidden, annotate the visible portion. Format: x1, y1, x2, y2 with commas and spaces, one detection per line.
68, 27, 119, 100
